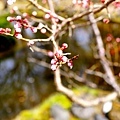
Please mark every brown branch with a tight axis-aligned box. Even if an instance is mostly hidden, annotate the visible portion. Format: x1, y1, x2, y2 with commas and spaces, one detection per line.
54, 0, 115, 39
44, 0, 119, 107
61, 68, 97, 88
55, 66, 118, 107
16, 0, 119, 107
27, 0, 65, 21
85, 69, 105, 78
69, 0, 115, 22
3, 32, 53, 42
28, 58, 118, 107
31, 45, 49, 55
89, 13, 120, 94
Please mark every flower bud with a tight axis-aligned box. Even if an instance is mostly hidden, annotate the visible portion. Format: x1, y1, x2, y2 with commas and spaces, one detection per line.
41, 28, 46, 34
61, 56, 68, 63
15, 28, 21, 32
48, 51, 54, 57
27, 41, 35, 46
31, 27, 37, 33
51, 59, 57, 64
15, 33, 22, 39
7, 16, 13, 22
51, 64, 57, 71
44, 13, 51, 19
16, 16, 22, 20
67, 60, 73, 69
61, 43, 68, 50
103, 18, 110, 24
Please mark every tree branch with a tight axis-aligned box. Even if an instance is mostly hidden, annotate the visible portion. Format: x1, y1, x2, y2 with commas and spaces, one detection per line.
27, 0, 65, 21
89, 13, 120, 94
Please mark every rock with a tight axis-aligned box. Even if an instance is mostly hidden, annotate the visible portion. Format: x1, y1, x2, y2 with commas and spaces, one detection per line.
94, 114, 109, 120
71, 103, 95, 119
50, 104, 70, 120
102, 101, 112, 114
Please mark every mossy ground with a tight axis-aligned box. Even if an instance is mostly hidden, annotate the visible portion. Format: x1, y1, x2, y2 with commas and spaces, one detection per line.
14, 92, 81, 120
14, 86, 103, 120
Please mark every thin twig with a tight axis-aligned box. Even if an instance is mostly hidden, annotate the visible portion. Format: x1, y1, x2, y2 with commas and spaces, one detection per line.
89, 13, 120, 94
28, 0, 65, 21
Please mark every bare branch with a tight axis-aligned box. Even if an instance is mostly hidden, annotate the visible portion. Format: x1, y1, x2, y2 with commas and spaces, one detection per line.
85, 69, 105, 78
53, 0, 115, 40
89, 13, 120, 94
27, 0, 65, 21
55, 67, 118, 107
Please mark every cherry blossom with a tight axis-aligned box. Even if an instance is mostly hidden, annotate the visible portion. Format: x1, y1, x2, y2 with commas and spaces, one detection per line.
51, 43, 78, 71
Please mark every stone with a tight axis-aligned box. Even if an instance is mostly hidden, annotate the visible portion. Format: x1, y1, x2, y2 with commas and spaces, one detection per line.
50, 104, 70, 120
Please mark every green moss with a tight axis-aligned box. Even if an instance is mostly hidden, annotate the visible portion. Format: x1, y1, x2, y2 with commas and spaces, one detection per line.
14, 87, 107, 120
0, 13, 12, 28
14, 93, 72, 120
73, 86, 100, 97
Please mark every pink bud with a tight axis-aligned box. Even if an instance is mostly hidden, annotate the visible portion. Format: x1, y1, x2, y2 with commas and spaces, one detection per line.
7, 0, 16, 5
32, 11, 37, 16
106, 34, 113, 42
22, 13, 28, 18
57, 50, 63, 55
10, 9, 15, 14
16, 16, 22, 20
15, 33, 22, 39
78, 0, 82, 4
27, 41, 34, 46
51, 59, 57, 64
31, 27, 37, 33
62, 43, 68, 49
61, 56, 68, 63
55, 18, 59, 23
38, 23, 44, 29
72, 0, 77, 4
7, 16, 13, 22
114, 2, 120, 8
51, 64, 57, 71
23, 19, 29, 25
116, 38, 120, 43
101, 0, 105, 3
48, 51, 54, 57
15, 28, 21, 32
67, 60, 73, 69
42, 0, 47, 4
6, 28, 11, 33
44, 14, 51, 19
0, 28, 5, 33
40, 28, 46, 34
13, 6, 18, 11
14, 23, 21, 28
55, 50, 63, 58
0, 28, 11, 34
103, 18, 110, 24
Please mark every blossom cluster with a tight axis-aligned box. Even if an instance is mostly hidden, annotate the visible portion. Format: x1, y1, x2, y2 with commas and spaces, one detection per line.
72, 0, 90, 8
113, 1, 120, 8
6, 16, 38, 39
7, 0, 16, 5
44, 13, 59, 23
0, 28, 11, 34
51, 43, 78, 71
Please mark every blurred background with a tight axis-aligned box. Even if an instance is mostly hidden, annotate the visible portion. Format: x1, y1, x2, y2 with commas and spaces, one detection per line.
0, 0, 120, 120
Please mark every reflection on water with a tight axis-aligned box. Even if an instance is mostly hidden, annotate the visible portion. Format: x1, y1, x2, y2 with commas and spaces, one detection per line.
0, 47, 55, 120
